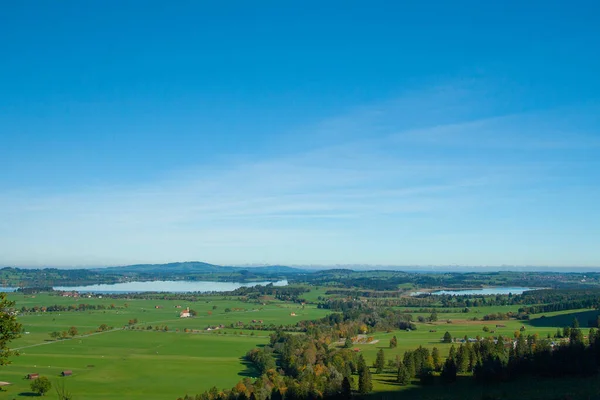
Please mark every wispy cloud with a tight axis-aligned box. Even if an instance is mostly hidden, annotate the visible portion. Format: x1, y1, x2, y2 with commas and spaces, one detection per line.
1, 84, 599, 266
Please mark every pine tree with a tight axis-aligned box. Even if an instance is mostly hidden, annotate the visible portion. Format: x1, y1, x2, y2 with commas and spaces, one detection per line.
403, 351, 415, 377
570, 325, 584, 346
375, 349, 385, 373
358, 366, 372, 394
357, 353, 367, 373
456, 345, 470, 373
432, 347, 442, 371
448, 345, 457, 361
443, 331, 452, 343
397, 362, 411, 385
389, 335, 398, 348
441, 357, 457, 383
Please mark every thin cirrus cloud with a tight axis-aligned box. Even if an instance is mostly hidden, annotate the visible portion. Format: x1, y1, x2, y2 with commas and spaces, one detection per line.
1, 87, 599, 267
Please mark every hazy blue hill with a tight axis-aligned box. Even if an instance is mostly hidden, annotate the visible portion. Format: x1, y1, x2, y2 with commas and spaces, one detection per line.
92, 261, 307, 275
248, 265, 307, 274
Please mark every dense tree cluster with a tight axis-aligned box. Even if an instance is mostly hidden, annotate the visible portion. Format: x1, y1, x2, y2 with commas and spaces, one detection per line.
437, 322, 600, 384
181, 305, 418, 400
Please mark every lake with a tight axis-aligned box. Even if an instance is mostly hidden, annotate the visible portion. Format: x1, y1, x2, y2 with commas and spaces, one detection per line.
53, 279, 288, 294
411, 287, 538, 296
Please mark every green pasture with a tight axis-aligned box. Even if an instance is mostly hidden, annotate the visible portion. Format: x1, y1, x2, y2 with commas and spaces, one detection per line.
1, 293, 328, 399
1, 291, 599, 399
0, 330, 268, 400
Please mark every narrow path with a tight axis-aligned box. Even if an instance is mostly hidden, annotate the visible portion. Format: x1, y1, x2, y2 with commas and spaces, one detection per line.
14, 314, 270, 351
14, 328, 124, 350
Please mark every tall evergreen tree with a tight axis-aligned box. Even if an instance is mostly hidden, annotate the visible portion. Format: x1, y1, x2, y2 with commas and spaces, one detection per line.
375, 349, 385, 374
357, 353, 367, 373
441, 357, 458, 383
403, 351, 415, 377
448, 345, 457, 361
456, 345, 470, 373
570, 325, 584, 346
432, 347, 442, 371
358, 366, 372, 394
397, 362, 411, 385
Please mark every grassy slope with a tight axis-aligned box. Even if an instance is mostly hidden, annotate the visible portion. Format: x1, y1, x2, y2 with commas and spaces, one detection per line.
1, 291, 599, 399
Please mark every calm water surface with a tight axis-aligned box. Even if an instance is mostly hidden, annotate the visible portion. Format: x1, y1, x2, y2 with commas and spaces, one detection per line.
54, 279, 288, 293
412, 287, 538, 296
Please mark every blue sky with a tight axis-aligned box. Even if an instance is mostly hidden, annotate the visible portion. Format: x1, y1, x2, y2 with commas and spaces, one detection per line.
1, 1, 599, 267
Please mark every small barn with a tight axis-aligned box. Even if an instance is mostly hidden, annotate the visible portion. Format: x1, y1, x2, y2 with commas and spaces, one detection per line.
27, 373, 39, 380
61, 370, 72, 377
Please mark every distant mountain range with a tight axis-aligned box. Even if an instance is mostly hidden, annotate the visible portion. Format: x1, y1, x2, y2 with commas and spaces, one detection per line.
91, 261, 307, 275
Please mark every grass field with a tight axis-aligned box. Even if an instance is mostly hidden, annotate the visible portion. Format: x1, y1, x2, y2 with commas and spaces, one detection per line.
1, 291, 598, 399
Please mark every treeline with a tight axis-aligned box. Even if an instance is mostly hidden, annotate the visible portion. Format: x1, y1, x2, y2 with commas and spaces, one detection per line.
519, 299, 600, 315
0, 267, 119, 286
324, 289, 409, 299
88, 285, 308, 303
19, 303, 123, 313
318, 297, 435, 311
420, 288, 600, 316
229, 285, 310, 303
16, 287, 54, 294
295, 270, 600, 291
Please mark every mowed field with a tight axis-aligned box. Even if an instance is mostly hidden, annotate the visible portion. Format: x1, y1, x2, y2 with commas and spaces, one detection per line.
0, 293, 329, 400
1, 291, 598, 399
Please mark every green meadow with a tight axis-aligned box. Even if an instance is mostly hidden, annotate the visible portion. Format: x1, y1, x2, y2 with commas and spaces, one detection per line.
0, 291, 598, 399
0, 292, 329, 399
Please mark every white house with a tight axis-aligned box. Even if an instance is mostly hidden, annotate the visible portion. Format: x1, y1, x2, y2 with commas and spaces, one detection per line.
180, 307, 191, 318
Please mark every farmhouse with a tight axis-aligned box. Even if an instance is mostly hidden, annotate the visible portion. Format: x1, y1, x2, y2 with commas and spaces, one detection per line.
61, 370, 72, 376
180, 307, 191, 318
27, 373, 39, 380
